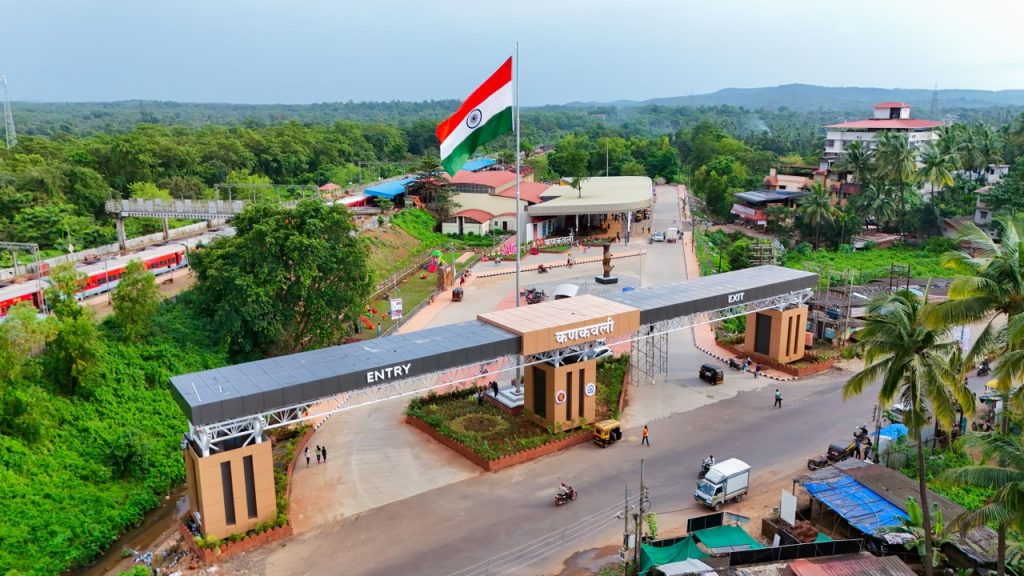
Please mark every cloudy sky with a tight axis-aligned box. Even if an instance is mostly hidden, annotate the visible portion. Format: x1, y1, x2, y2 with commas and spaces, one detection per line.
5, 0, 1023, 105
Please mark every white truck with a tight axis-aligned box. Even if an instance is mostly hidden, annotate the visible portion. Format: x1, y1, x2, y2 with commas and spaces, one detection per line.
666, 227, 679, 243
694, 458, 750, 510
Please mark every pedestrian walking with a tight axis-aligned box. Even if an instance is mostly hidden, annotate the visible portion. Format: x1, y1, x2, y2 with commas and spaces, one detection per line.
315, 445, 322, 463
304, 446, 310, 467
460, 275, 466, 286
477, 388, 484, 407
754, 364, 761, 379
321, 445, 327, 462
774, 389, 782, 408
377, 322, 382, 337
641, 425, 650, 446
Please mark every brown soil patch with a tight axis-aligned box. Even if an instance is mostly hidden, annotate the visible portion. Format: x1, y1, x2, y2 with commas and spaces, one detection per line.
362, 224, 421, 278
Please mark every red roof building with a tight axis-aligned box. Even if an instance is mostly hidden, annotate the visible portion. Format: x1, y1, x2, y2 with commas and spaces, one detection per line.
824, 103, 942, 164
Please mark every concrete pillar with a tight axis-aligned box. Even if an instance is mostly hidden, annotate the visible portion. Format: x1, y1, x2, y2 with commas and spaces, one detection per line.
116, 216, 127, 251
162, 217, 170, 241
184, 441, 277, 539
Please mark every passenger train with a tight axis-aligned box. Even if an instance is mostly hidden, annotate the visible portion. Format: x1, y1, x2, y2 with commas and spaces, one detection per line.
0, 228, 234, 318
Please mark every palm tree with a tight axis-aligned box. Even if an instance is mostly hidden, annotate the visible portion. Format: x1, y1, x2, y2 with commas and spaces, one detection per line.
977, 126, 1005, 183
853, 183, 897, 229
844, 290, 975, 576
933, 215, 1024, 405
875, 131, 918, 234
939, 432, 1024, 576
796, 182, 838, 248
918, 144, 954, 200
838, 140, 875, 185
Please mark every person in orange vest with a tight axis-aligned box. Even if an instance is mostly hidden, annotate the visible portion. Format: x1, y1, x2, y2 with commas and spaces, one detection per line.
641, 425, 650, 447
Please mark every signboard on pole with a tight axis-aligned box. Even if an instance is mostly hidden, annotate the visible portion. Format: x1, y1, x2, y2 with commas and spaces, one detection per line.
389, 298, 403, 320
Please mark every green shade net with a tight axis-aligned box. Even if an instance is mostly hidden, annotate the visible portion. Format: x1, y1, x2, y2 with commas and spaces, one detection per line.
814, 532, 833, 542
639, 536, 707, 576
692, 525, 762, 551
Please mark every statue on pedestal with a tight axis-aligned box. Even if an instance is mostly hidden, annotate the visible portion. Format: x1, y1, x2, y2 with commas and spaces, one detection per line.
602, 243, 614, 278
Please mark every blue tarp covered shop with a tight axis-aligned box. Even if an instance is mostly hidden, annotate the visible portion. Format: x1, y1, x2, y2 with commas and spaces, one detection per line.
804, 475, 908, 535
364, 178, 414, 200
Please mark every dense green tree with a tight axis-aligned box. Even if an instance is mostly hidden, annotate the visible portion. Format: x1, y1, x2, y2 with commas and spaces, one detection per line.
46, 312, 103, 396
985, 163, 1024, 214
128, 181, 172, 200
691, 155, 747, 219
111, 260, 161, 342
0, 301, 56, 385
405, 156, 457, 220
549, 133, 592, 197
190, 199, 373, 357
844, 290, 974, 576
45, 262, 87, 320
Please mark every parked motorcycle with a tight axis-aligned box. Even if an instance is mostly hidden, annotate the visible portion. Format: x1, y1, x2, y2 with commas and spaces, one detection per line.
555, 487, 578, 506
522, 288, 547, 305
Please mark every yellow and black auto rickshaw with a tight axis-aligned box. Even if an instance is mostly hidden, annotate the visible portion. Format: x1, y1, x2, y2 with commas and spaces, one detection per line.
593, 419, 622, 448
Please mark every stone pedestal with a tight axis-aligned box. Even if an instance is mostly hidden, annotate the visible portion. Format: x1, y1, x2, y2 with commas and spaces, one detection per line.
595, 276, 619, 285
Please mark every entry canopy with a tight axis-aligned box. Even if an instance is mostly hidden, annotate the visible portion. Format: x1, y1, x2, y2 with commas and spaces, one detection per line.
170, 265, 816, 427
527, 176, 652, 216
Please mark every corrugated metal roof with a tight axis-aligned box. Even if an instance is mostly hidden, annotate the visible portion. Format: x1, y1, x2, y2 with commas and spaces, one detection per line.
788, 552, 915, 576
364, 178, 414, 199
461, 157, 497, 172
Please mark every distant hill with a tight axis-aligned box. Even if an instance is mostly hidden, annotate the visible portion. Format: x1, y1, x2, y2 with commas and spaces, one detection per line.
569, 84, 1024, 112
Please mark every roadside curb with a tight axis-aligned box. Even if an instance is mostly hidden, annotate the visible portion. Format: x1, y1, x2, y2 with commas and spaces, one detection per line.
693, 341, 798, 382
475, 250, 645, 278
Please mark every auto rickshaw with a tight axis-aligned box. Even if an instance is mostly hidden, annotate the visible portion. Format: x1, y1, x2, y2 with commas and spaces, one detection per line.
699, 363, 725, 385
593, 419, 622, 448
452, 287, 464, 302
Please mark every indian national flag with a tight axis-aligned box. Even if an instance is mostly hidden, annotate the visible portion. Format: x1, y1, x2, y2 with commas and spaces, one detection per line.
437, 57, 513, 176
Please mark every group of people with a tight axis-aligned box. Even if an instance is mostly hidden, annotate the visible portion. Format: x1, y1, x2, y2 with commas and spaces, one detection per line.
303, 444, 328, 467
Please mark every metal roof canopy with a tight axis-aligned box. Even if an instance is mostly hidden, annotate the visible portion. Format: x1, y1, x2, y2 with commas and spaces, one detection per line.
170, 264, 817, 428
604, 265, 816, 325
171, 320, 519, 426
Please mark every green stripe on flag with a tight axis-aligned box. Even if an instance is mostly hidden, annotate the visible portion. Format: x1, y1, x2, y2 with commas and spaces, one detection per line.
441, 107, 513, 176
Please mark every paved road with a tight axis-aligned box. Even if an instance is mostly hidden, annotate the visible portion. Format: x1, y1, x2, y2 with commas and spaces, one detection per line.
239, 373, 872, 576
225, 186, 877, 575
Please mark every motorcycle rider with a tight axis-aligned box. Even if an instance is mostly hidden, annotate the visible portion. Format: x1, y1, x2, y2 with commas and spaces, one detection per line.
558, 482, 575, 501
538, 263, 548, 273
979, 359, 992, 375
704, 454, 715, 467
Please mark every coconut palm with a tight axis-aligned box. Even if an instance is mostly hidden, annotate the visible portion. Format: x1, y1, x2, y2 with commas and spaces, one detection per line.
796, 182, 838, 248
853, 183, 897, 229
877, 496, 953, 569
837, 140, 874, 185
933, 215, 1024, 401
918, 144, 954, 200
844, 290, 975, 576
875, 131, 919, 233
939, 432, 1024, 576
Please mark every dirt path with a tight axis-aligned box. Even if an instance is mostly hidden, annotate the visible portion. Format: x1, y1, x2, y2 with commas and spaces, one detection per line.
83, 268, 195, 320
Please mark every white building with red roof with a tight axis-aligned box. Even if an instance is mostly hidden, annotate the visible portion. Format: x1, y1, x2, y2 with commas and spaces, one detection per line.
823, 102, 942, 163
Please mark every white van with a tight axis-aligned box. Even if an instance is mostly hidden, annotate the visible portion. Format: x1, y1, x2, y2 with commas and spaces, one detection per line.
666, 227, 679, 243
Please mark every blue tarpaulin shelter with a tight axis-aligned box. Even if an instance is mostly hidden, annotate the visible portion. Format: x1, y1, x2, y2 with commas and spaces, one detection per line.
365, 178, 414, 199
804, 475, 908, 535
879, 423, 908, 439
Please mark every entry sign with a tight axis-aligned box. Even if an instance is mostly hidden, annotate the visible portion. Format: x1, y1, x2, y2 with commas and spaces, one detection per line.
390, 298, 403, 320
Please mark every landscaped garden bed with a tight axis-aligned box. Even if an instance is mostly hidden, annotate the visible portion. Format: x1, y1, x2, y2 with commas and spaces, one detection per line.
407, 355, 631, 471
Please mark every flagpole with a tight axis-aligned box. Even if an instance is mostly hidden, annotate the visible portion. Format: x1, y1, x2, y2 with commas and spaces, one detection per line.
514, 42, 521, 309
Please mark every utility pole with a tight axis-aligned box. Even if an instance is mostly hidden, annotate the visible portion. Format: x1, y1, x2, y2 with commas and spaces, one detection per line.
634, 459, 647, 568
606, 141, 610, 176
622, 485, 630, 576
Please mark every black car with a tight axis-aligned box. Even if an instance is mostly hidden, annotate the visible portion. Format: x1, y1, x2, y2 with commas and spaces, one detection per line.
699, 364, 724, 385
